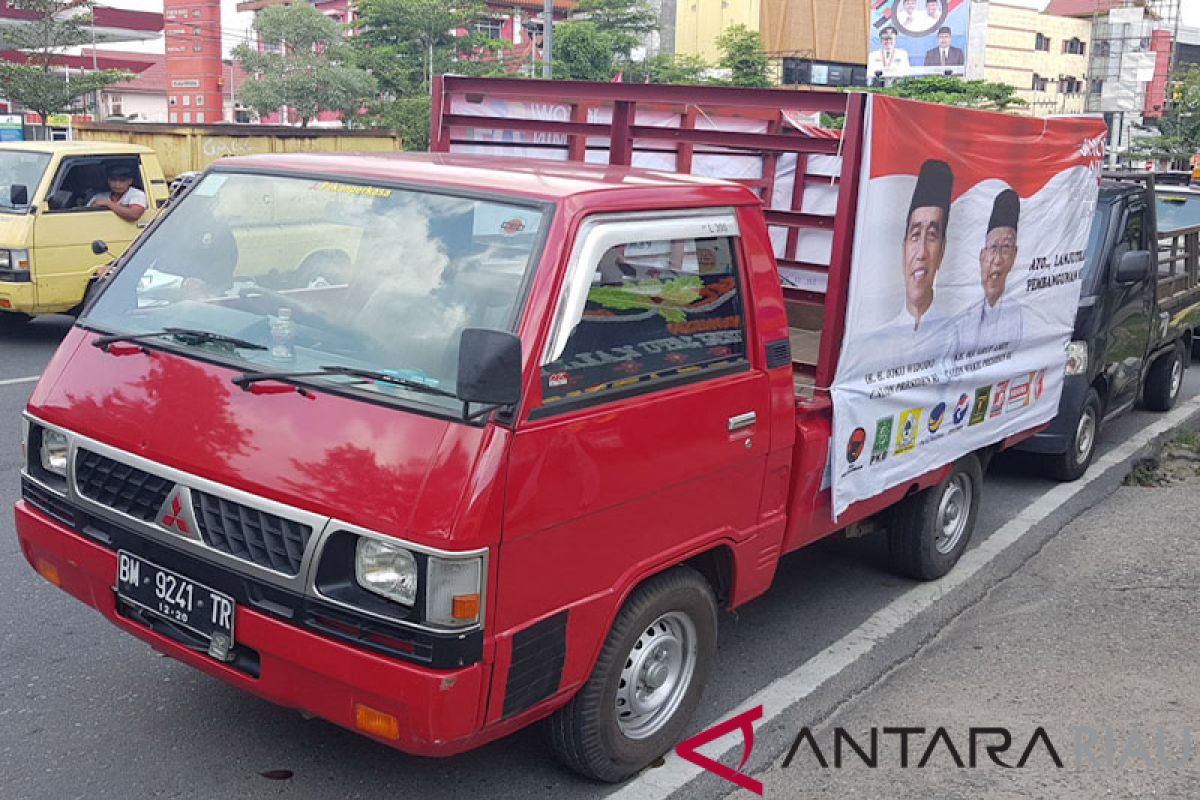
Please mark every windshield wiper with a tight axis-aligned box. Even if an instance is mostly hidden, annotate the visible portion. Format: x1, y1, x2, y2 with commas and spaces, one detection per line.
232, 364, 458, 400
93, 327, 268, 352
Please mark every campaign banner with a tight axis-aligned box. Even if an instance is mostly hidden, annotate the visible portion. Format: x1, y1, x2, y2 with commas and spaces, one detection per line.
869, 0, 971, 79
830, 95, 1107, 518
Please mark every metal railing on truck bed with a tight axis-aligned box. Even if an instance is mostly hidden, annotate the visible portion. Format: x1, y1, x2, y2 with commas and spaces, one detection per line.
430, 76, 868, 401
1105, 171, 1200, 305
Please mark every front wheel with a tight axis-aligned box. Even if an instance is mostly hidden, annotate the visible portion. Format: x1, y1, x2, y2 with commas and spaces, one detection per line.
887, 454, 983, 580
547, 566, 718, 782
1041, 388, 1101, 482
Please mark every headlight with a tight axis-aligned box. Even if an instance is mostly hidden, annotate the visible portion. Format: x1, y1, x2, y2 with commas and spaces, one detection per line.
355, 538, 418, 606
1065, 340, 1088, 376
426, 555, 483, 627
20, 417, 29, 463
0, 249, 29, 271
39, 428, 69, 477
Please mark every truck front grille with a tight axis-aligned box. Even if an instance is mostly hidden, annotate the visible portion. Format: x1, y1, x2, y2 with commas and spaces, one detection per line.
191, 489, 312, 576
75, 448, 174, 523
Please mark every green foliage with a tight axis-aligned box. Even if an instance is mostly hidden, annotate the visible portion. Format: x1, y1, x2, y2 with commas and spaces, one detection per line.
626, 53, 711, 85
371, 96, 432, 151
1129, 65, 1200, 164
351, 0, 498, 96
870, 76, 1027, 112
234, 3, 376, 126
573, 0, 657, 58
0, 0, 132, 121
715, 24, 770, 88
552, 22, 618, 81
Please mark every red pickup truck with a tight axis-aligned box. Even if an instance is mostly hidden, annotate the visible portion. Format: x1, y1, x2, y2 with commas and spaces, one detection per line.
15, 79, 1102, 781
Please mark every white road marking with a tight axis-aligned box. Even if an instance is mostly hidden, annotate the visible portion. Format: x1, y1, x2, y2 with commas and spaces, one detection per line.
0, 375, 40, 387
605, 395, 1200, 800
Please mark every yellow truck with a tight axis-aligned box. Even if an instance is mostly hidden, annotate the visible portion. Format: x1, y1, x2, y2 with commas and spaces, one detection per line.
72, 122, 403, 181
0, 141, 169, 327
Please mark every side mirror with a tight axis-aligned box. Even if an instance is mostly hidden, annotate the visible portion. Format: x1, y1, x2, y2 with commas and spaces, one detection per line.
91, 240, 109, 256
9, 184, 27, 207
456, 328, 522, 407
1115, 249, 1152, 284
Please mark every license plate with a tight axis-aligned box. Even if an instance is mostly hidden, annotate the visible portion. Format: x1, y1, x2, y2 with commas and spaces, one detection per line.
116, 551, 235, 645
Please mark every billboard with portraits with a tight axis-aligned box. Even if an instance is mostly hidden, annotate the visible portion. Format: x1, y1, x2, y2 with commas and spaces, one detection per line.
829, 96, 1107, 518
868, 0, 971, 80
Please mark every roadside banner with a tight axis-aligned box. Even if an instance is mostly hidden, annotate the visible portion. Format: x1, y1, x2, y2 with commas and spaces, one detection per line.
868, 0, 972, 79
830, 95, 1107, 517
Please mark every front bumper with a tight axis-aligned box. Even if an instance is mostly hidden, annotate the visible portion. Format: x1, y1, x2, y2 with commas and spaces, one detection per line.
0, 274, 35, 314
1015, 373, 1089, 455
14, 498, 494, 756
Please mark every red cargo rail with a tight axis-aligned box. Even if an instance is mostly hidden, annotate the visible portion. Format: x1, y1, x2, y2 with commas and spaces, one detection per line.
431, 76, 868, 396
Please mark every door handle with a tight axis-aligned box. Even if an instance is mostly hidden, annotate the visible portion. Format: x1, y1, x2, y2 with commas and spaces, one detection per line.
727, 412, 756, 431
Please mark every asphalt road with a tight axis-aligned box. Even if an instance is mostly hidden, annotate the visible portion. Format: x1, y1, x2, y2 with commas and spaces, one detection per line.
3, 316, 1197, 800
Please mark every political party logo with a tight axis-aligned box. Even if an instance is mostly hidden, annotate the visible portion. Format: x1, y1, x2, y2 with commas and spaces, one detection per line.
928, 402, 946, 433
847, 427, 867, 464
1007, 374, 1032, 412
895, 408, 921, 456
952, 393, 970, 426
500, 217, 526, 235
1033, 369, 1046, 401
871, 416, 894, 464
990, 380, 1009, 418
970, 386, 991, 426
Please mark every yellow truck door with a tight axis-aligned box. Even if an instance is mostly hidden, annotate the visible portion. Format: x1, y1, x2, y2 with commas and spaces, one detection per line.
31, 153, 159, 313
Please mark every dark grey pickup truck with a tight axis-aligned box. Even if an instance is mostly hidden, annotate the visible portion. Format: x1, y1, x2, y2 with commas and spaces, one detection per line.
1019, 174, 1200, 479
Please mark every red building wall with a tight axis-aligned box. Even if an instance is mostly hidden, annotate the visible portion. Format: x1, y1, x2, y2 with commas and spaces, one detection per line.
164, 0, 223, 124
1143, 29, 1173, 120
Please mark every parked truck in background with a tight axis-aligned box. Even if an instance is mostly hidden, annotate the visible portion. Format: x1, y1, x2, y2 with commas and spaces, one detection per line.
1020, 174, 1200, 479
72, 122, 403, 181
15, 79, 1104, 781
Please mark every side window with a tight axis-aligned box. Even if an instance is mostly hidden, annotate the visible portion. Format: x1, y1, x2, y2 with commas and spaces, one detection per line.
46, 157, 144, 213
540, 234, 748, 408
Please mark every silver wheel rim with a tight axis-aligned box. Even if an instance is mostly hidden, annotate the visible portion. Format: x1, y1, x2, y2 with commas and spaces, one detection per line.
615, 611, 698, 740
1075, 406, 1097, 464
1170, 357, 1183, 399
934, 473, 973, 555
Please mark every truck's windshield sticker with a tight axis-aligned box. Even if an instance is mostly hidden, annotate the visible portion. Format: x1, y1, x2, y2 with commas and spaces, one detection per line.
309, 181, 393, 199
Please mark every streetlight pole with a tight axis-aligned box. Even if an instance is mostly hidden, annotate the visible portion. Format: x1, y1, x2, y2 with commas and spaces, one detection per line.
542, 0, 553, 79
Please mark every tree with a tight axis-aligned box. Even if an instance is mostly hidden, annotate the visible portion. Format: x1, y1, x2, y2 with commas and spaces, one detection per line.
627, 53, 711, 85
552, 22, 618, 81
234, 3, 376, 127
352, 0, 497, 97
0, 0, 131, 125
573, 0, 657, 60
870, 76, 1027, 112
715, 24, 771, 88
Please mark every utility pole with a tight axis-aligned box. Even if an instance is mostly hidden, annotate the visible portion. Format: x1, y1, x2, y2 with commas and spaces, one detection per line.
542, 0, 553, 79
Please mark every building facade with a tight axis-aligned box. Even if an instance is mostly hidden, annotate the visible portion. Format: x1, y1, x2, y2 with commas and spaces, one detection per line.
968, 1, 1092, 117
673, 0, 760, 62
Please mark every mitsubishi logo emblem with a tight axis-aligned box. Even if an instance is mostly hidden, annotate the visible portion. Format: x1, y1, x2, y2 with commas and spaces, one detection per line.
156, 486, 200, 541
162, 495, 189, 534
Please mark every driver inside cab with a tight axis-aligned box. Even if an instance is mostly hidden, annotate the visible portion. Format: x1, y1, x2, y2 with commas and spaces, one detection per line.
89, 163, 147, 222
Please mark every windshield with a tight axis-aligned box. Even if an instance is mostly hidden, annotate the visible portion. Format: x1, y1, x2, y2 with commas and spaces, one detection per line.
1156, 190, 1200, 233
1078, 203, 1110, 297
0, 150, 50, 212
85, 171, 548, 412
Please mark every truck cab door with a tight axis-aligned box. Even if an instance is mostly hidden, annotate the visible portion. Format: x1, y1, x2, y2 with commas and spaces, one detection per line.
494, 211, 770, 686
1104, 201, 1153, 411
32, 155, 149, 312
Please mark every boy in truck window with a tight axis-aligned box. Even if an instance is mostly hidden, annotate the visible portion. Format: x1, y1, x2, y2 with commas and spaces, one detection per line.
89, 163, 147, 222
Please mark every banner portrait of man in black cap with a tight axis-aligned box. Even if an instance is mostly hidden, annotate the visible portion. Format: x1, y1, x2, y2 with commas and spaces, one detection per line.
890, 158, 954, 333
952, 187, 1023, 354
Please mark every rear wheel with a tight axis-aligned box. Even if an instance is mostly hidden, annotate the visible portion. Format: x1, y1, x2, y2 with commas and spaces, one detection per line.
547, 566, 718, 782
1041, 389, 1101, 482
887, 455, 983, 580
1143, 346, 1184, 412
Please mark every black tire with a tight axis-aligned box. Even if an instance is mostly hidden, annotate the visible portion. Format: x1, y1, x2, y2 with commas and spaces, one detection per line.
0, 311, 31, 331
1143, 346, 1184, 412
1041, 388, 1101, 482
887, 454, 983, 581
547, 566, 718, 783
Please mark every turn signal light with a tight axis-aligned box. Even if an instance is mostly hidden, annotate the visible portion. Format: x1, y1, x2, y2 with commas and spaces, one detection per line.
354, 704, 400, 741
452, 593, 481, 621
35, 558, 61, 587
